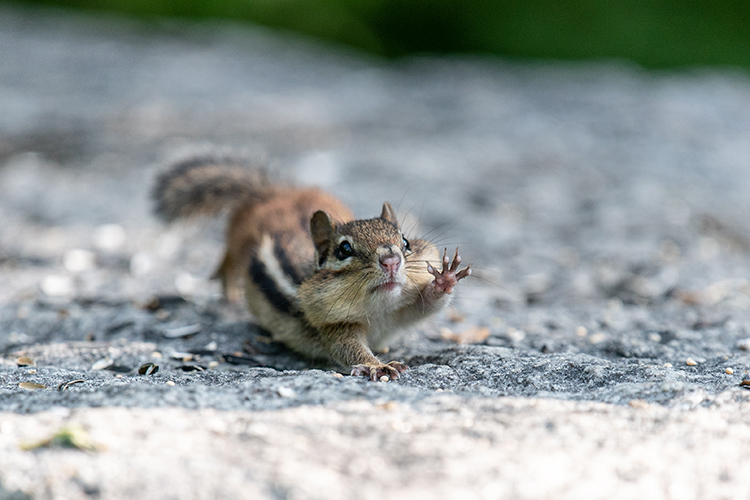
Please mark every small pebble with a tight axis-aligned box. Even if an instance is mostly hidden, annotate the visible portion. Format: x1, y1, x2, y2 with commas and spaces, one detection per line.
628, 399, 649, 409
726, 368, 734, 375
379, 375, 390, 382
277, 387, 296, 398
92, 223, 126, 251
332, 373, 344, 378
129, 252, 153, 276
40, 275, 74, 298
664, 362, 673, 368
588, 332, 606, 344
648, 332, 662, 343
166, 380, 176, 386
506, 327, 526, 343
575, 326, 588, 337
208, 361, 219, 369
686, 358, 697, 366
737, 338, 750, 351
63, 249, 95, 273
174, 272, 200, 296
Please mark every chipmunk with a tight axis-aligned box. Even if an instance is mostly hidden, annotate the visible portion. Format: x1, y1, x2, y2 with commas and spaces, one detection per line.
152, 154, 471, 380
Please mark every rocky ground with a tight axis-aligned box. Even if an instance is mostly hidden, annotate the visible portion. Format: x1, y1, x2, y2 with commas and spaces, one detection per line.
2, 5, 750, 499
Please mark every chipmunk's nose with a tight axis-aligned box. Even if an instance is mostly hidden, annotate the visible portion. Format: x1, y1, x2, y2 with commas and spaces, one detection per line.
379, 252, 401, 275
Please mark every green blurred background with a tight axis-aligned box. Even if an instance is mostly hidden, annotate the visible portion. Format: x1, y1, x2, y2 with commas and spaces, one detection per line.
11, 0, 750, 68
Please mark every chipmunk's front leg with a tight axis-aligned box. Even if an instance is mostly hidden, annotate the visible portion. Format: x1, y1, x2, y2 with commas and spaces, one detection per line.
387, 247, 471, 334
321, 324, 408, 381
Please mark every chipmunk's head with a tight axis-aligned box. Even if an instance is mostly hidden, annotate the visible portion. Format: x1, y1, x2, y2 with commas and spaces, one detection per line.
309, 202, 425, 305
299, 201, 440, 326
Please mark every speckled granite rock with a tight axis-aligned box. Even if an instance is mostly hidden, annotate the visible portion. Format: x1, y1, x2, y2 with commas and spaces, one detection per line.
2, 5, 750, 499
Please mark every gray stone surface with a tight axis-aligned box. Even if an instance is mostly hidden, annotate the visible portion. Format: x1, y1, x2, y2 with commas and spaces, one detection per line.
2, 5, 750, 499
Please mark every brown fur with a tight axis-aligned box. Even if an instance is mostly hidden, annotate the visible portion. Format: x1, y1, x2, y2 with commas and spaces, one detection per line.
153, 155, 469, 380
152, 154, 270, 222
217, 187, 353, 301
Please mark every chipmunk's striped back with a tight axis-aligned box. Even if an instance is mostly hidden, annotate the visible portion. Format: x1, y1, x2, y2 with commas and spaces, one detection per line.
152, 154, 353, 307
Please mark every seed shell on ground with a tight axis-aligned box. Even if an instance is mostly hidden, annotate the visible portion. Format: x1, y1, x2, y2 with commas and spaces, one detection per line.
138, 363, 159, 375
18, 382, 46, 390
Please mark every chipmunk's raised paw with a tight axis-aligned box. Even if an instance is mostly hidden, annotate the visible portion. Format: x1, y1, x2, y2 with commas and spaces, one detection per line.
426, 248, 472, 294
351, 361, 409, 381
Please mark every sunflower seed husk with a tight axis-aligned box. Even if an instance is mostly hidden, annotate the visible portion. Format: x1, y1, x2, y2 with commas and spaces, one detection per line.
138, 363, 159, 375
18, 382, 46, 390
16, 356, 35, 367
58, 379, 85, 391
163, 324, 201, 338
177, 364, 205, 372
91, 357, 113, 371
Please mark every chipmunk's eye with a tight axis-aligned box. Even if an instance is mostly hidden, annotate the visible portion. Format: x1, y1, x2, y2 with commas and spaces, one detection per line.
402, 236, 411, 253
334, 240, 354, 260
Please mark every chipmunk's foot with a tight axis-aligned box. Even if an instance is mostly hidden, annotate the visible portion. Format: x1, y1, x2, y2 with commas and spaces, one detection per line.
351, 361, 409, 381
427, 248, 472, 294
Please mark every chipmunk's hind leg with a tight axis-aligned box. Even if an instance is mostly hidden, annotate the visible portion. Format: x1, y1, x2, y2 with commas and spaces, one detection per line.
212, 251, 244, 303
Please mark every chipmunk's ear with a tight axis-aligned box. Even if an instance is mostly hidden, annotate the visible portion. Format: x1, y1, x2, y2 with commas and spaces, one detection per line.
310, 210, 334, 266
380, 202, 400, 229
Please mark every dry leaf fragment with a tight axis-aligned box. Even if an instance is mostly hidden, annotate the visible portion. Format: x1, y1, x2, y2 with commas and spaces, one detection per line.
446, 308, 466, 323
21, 425, 100, 451
442, 326, 491, 344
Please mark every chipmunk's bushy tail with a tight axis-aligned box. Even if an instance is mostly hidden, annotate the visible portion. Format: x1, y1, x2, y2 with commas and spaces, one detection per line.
152, 153, 271, 223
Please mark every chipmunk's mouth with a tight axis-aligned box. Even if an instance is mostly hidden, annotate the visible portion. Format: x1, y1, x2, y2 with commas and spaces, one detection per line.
372, 281, 401, 293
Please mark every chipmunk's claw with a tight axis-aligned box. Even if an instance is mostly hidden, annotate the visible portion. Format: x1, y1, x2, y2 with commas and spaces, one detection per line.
351, 361, 409, 381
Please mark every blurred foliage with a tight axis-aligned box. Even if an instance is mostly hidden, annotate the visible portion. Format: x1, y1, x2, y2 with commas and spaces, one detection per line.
12, 0, 750, 68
